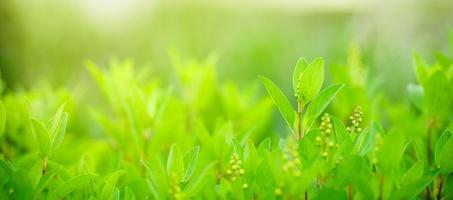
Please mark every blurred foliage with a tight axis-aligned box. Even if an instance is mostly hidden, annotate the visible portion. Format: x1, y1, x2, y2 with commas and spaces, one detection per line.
1, 0, 453, 199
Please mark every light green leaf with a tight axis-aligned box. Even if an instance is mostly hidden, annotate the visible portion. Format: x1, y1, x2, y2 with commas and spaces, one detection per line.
124, 187, 136, 200
354, 122, 380, 155
31, 119, 52, 157
435, 130, 451, 167
182, 145, 200, 184
439, 136, 453, 175
406, 84, 424, 112
50, 103, 66, 136
259, 76, 295, 129
101, 170, 124, 200
141, 160, 160, 199
0, 100, 5, 138
50, 174, 92, 200
425, 71, 451, 119
257, 137, 271, 156
297, 58, 324, 102
401, 161, 423, 185
330, 116, 351, 144
303, 84, 344, 129
167, 144, 184, 179
184, 161, 217, 194
52, 112, 68, 151
292, 57, 309, 95
413, 52, 429, 86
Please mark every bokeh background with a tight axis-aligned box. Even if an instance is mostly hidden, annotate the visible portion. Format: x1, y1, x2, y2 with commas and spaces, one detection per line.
1, 0, 452, 99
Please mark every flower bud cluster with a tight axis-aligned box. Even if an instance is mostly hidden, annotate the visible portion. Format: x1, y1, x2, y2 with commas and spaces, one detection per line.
316, 113, 338, 160
226, 153, 245, 182
282, 138, 302, 177
347, 106, 362, 134
170, 174, 182, 200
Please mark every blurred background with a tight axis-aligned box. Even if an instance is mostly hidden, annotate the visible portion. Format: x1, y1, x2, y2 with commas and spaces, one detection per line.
1, 0, 452, 99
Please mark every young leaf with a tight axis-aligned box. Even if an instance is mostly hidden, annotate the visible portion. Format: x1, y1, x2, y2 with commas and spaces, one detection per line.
50, 174, 92, 200
406, 84, 424, 112
101, 170, 124, 200
401, 161, 424, 185
182, 145, 200, 183
292, 58, 309, 95
141, 160, 160, 199
435, 130, 451, 167
297, 58, 324, 102
259, 76, 295, 129
257, 137, 271, 156
413, 52, 429, 86
354, 122, 380, 156
52, 112, 68, 151
303, 84, 344, 129
0, 100, 5, 138
31, 119, 52, 157
439, 137, 453, 175
425, 71, 451, 119
50, 103, 66, 136
167, 144, 184, 178
330, 115, 351, 144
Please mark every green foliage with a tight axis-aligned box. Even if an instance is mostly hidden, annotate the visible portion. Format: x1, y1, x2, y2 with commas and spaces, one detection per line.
0, 51, 451, 199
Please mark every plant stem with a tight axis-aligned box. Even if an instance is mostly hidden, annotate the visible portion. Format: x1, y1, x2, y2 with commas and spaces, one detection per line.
297, 100, 304, 141
378, 175, 384, 200
42, 157, 48, 175
304, 191, 307, 200
426, 118, 434, 166
348, 184, 352, 200
437, 176, 444, 200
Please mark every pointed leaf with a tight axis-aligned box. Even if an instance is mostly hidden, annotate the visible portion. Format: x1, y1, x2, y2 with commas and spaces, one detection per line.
297, 58, 325, 102
31, 119, 52, 157
167, 144, 184, 179
292, 58, 309, 95
259, 76, 295, 129
101, 170, 124, 200
182, 145, 200, 183
52, 112, 68, 151
303, 84, 344, 129
435, 130, 452, 167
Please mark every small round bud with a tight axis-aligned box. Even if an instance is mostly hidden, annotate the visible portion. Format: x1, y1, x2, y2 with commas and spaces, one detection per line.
242, 183, 248, 190
275, 188, 282, 196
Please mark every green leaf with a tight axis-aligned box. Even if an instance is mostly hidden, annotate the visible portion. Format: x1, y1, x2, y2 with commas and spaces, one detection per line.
259, 76, 295, 129
0, 100, 5, 138
292, 57, 309, 95
435, 130, 451, 167
124, 187, 136, 200
297, 58, 325, 102
413, 52, 429, 86
303, 84, 344, 129
406, 84, 424, 112
50, 174, 92, 200
401, 161, 424, 185
257, 137, 271, 156
31, 119, 52, 157
141, 160, 160, 199
184, 161, 217, 194
167, 144, 184, 179
425, 71, 451, 119
354, 122, 380, 155
52, 112, 68, 151
101, 170, 124, 200
439, 136, 453, 175
50, 103, 66, 136
182, 145, 200, 184
330, 115, 352, 153
37, 167, 61, 194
